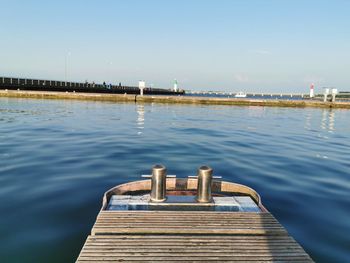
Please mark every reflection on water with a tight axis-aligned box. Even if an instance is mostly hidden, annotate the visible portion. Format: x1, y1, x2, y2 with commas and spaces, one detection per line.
329, 110, 335, 132
321, 109, 335, 132
306, 109, 336, 133
0, 98, 349, 263
137, 104, 145, 135
304, 111, 312, 131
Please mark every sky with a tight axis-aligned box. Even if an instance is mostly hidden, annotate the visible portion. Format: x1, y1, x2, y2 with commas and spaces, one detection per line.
0, 0, 349, 92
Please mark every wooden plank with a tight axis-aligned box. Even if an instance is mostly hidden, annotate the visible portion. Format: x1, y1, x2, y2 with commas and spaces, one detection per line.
98, 211, 271, 216
92, 228, 286, 235
78, 236, 313, 261
91, 211, 287, 236
85, 234, 296, 239
77, 211, 313, 262
81, 248, 306, 253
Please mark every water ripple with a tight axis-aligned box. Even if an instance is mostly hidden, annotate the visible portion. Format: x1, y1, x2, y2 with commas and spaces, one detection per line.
0, 98, 349, 262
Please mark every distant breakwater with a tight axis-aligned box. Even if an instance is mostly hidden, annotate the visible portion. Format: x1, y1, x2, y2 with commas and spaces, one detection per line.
0, 77, 184, 96
1, 89, 350, 109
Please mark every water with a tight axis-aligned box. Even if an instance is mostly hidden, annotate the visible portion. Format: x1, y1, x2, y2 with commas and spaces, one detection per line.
0, 97, 349, 263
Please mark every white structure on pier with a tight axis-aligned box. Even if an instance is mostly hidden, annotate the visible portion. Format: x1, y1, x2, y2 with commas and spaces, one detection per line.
331, 88, 338, 102
310, 83, 315, 98
139, 80, 146, 96
173, 79, 178, 92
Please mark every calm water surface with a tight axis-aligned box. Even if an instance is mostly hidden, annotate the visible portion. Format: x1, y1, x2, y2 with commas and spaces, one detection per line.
0, 97, 349, 263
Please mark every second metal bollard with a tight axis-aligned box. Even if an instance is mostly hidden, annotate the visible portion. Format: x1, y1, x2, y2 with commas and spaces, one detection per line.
196, 166, 213, 203
150, 164, 167, 202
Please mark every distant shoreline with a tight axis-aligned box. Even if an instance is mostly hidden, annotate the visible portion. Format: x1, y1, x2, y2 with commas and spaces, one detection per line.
1, 89, 350, 109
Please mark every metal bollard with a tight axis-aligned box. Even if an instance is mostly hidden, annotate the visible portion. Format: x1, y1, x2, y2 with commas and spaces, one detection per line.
196, 166, 213, 203
150, 164, 167, 202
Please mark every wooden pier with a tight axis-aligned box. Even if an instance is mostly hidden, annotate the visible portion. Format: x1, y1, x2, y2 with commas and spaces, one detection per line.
2, 89, 350, 109
0, 77, 184, 96
77, 210, 313, 262
76, 171, 314, 262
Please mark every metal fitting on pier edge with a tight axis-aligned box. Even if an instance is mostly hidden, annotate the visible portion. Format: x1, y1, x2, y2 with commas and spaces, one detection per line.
196, 166, 213, 203
150, 164, 167, 202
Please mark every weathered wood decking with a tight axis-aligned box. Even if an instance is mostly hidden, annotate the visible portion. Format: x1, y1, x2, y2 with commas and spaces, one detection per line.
77, 211, 313, 262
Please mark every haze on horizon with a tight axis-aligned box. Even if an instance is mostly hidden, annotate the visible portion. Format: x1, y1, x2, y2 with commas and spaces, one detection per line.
1, 0, 349, 93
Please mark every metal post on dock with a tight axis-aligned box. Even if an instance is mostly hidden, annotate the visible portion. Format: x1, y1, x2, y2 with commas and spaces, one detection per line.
150, 164, 167, 202
196, 166, 213, 203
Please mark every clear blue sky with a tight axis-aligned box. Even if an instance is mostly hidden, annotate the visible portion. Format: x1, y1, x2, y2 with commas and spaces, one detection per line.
0, 0, 349, 92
